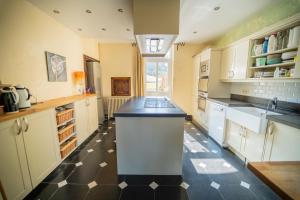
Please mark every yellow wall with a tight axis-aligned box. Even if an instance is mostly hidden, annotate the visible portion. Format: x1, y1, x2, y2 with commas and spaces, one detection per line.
99, 43, 137, 97
81, 38, 100, 60
172, 44, 204, 114
0, 0, 84, 101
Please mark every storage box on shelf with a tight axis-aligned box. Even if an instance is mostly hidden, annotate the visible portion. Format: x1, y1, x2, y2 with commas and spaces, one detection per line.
248, 23, 300, 80
55, 103, 77, 159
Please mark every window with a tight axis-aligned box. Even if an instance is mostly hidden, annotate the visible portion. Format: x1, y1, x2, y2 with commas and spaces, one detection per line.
144, 51, 172, 97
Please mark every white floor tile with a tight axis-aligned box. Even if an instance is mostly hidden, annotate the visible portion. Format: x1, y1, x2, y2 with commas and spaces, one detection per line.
87, 149, 94, 153
180, 182, 190, 189
108, 149, 114, 153
88, 181, 98, 189
118, 181, 128, 189
240, 181, 250, 189
99, 162, 108, 168
96, 139, 102, 143
210, 181, 220, 190
57, 180, 67, 188
149, 181, 159, 190
75, 162, 83, 167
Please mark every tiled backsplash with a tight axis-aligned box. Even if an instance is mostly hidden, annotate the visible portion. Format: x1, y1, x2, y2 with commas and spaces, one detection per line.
231, 82, 300, 103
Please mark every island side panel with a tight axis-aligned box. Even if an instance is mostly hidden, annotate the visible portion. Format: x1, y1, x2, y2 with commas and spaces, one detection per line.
115, 117, 184, 175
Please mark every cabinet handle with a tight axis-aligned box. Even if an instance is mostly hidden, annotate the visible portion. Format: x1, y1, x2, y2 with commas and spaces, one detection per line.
23, 117, 29, 132
267, 122, 274, 136
16, 119, 22, 135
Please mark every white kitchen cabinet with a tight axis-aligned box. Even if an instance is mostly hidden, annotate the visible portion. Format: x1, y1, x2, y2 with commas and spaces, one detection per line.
226, 120, 243, 152
87, 97, 99, 135
74, 99, 88, 144
22, 110, 60, 187
74, 97, 99, 144
242, 127, 265, 162
264, 122, 300, 161
0, 119, 32, 200
221, 40, 249, 80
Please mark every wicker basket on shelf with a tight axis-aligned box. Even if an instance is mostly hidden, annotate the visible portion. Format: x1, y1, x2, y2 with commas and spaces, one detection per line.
56, 109, 74, 125
60, 137, 77, 159
58, 124, 75, 142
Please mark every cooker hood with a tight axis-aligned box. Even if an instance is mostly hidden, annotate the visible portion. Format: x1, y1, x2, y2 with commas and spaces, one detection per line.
133, 0, 180, 57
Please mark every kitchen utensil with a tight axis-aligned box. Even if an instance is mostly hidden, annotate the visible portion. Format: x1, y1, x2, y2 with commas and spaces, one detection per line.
15, 84, 31, 109
0, 87, 19, 113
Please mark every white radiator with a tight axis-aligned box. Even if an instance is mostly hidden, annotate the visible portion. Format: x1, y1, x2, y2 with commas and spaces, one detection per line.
104, 97, 131, 119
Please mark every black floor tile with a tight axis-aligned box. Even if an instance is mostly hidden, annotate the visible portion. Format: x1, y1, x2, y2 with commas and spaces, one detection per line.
43, 164, 75, 184
187, 184, 224, 200
219, 184, 257, 200
208, 174, 242, 185
94, 165, 124, 185
120, 186, 154, 200
50, 184, 88, 200
125, 175, 154, 185
24, 183, 58, 200
250, 184, 282, 200
85, 185, 121, 200
66, 162, 100, 184
155, 186, 188, 200
153, 175, 182, 186
62, 149, 88, 164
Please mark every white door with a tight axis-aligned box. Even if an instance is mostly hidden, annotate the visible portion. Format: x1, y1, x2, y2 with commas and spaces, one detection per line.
87, 97, 99, 135
22, 109, 60, 187
226, 121, 243, 152
242, 128, 265, 161
233, 40, 249, 79
264, 122, 300, 161
221, 46, 235, 80
0, 119, 32, 200
74, 99, 88, 144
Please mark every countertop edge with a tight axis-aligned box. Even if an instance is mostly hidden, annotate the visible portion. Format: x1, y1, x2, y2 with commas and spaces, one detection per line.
0, 94, 96, 123
266, 115, 300, 129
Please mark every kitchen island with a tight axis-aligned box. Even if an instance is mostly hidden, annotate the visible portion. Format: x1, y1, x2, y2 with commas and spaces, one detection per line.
114, 97, 186, 175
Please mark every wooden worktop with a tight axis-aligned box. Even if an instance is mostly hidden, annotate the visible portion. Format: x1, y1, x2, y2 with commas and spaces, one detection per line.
248, 161, 300, 200
0, 94, 96, 123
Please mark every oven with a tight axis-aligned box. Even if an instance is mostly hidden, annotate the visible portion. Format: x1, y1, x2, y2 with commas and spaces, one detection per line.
198, 92, 208, 111
198, 78, 208, 93
199, 60, 209, 77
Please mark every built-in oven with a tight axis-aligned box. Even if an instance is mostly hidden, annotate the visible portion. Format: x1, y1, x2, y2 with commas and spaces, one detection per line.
199, 60, 209, 77
198, 78, 208, 93
198, 91, 208, 111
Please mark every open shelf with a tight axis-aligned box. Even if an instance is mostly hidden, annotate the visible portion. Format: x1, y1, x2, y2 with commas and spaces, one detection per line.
249, 62, 295, 69
251, 47, 298, 58
59, 132, 76, 145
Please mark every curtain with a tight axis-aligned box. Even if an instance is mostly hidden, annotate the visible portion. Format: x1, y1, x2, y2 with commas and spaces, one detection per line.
135, 48, 144, 96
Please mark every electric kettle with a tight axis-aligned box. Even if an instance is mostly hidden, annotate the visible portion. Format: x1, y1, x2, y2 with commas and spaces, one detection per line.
15, 84, 31, 109
0, 87, 19, 113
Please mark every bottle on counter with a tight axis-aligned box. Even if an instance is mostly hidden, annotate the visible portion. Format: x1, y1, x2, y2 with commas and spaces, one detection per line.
274, 67, 280, 78
263, 36, 269, 53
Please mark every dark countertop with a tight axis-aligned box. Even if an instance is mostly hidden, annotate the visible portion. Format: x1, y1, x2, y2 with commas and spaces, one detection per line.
208, 97, 300, 130
267, 114, 300, 129
207, 98, 252, 107
114, 97, 186, 117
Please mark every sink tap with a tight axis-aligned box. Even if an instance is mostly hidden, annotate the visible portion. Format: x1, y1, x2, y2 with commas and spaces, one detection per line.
266, 97, 278, 114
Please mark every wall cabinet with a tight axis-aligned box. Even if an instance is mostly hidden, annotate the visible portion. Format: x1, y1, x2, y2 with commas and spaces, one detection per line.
226, 120, 265, 161
75, 96, 99, 144
221, 40, 249, 80
263, 122, 300, 161
0, 109, 60, 200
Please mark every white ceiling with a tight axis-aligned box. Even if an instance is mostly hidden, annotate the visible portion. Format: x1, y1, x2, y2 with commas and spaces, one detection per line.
28, 0, 278, 43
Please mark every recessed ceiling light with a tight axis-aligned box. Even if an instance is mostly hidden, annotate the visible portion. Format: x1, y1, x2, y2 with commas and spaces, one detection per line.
193, 31, 197, 34
77, 28, 82, 31
86, 9, 92, 14
118, 8, 124, 12
101, 28, 107, 31
126, 28, 131, 32
214, 6, 221, 11
53, 9, 60, 14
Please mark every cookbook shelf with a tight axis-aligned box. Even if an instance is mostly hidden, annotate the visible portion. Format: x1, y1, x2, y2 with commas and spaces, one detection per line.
249, 61, 295, 69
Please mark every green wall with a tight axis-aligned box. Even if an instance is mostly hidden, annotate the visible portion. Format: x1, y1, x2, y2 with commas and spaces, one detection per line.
213, 0, 300, 47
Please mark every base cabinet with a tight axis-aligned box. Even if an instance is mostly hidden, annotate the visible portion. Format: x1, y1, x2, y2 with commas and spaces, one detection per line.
264, 122, 300, 161
0, 119, 32, 200
226, 121, 243, 152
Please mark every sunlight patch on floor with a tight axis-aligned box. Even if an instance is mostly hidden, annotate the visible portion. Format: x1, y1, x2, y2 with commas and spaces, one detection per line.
190, 158, 238, 175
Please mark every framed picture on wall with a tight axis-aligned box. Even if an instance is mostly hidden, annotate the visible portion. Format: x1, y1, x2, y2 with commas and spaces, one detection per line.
111, 77, 131, 96
45, 51, 67, 82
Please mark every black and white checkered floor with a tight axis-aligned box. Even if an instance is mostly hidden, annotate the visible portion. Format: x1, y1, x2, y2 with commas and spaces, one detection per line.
25, 120, 281, 200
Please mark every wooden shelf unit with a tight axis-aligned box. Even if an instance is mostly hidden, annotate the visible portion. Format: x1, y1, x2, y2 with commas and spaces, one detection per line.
249, 61, 295, 70
55, 103, 77, 159
251, 47, 298, 58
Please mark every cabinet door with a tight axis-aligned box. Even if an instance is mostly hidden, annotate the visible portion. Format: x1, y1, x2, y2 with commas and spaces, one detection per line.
74, 99, 88, 144
264, 122, 300, 161
220, 46, 235, 80
22, 109, 60, 187
233, 40, 249, 79
0, 119, 32, 200
87, 97, 99, 135
242, 128, 265, 161
226, 121, 243, 152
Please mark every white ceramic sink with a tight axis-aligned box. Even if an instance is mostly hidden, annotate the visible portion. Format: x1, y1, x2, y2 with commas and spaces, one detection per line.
226, 107, 282, 134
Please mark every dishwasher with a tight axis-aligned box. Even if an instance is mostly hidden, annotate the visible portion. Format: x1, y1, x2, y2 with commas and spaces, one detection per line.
208, 101, 227, 147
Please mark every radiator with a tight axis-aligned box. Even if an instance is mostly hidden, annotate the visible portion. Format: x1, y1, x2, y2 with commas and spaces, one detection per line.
104, 97, 131, 119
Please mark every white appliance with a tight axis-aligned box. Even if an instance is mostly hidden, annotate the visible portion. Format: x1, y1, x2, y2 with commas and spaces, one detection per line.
86, 61, 105, 124
208, 101, 227, 147
199, 60, 210, 77
15, 84, 31, 109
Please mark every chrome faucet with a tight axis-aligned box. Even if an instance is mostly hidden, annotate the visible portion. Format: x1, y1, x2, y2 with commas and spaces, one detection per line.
266, 97, 278, 114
